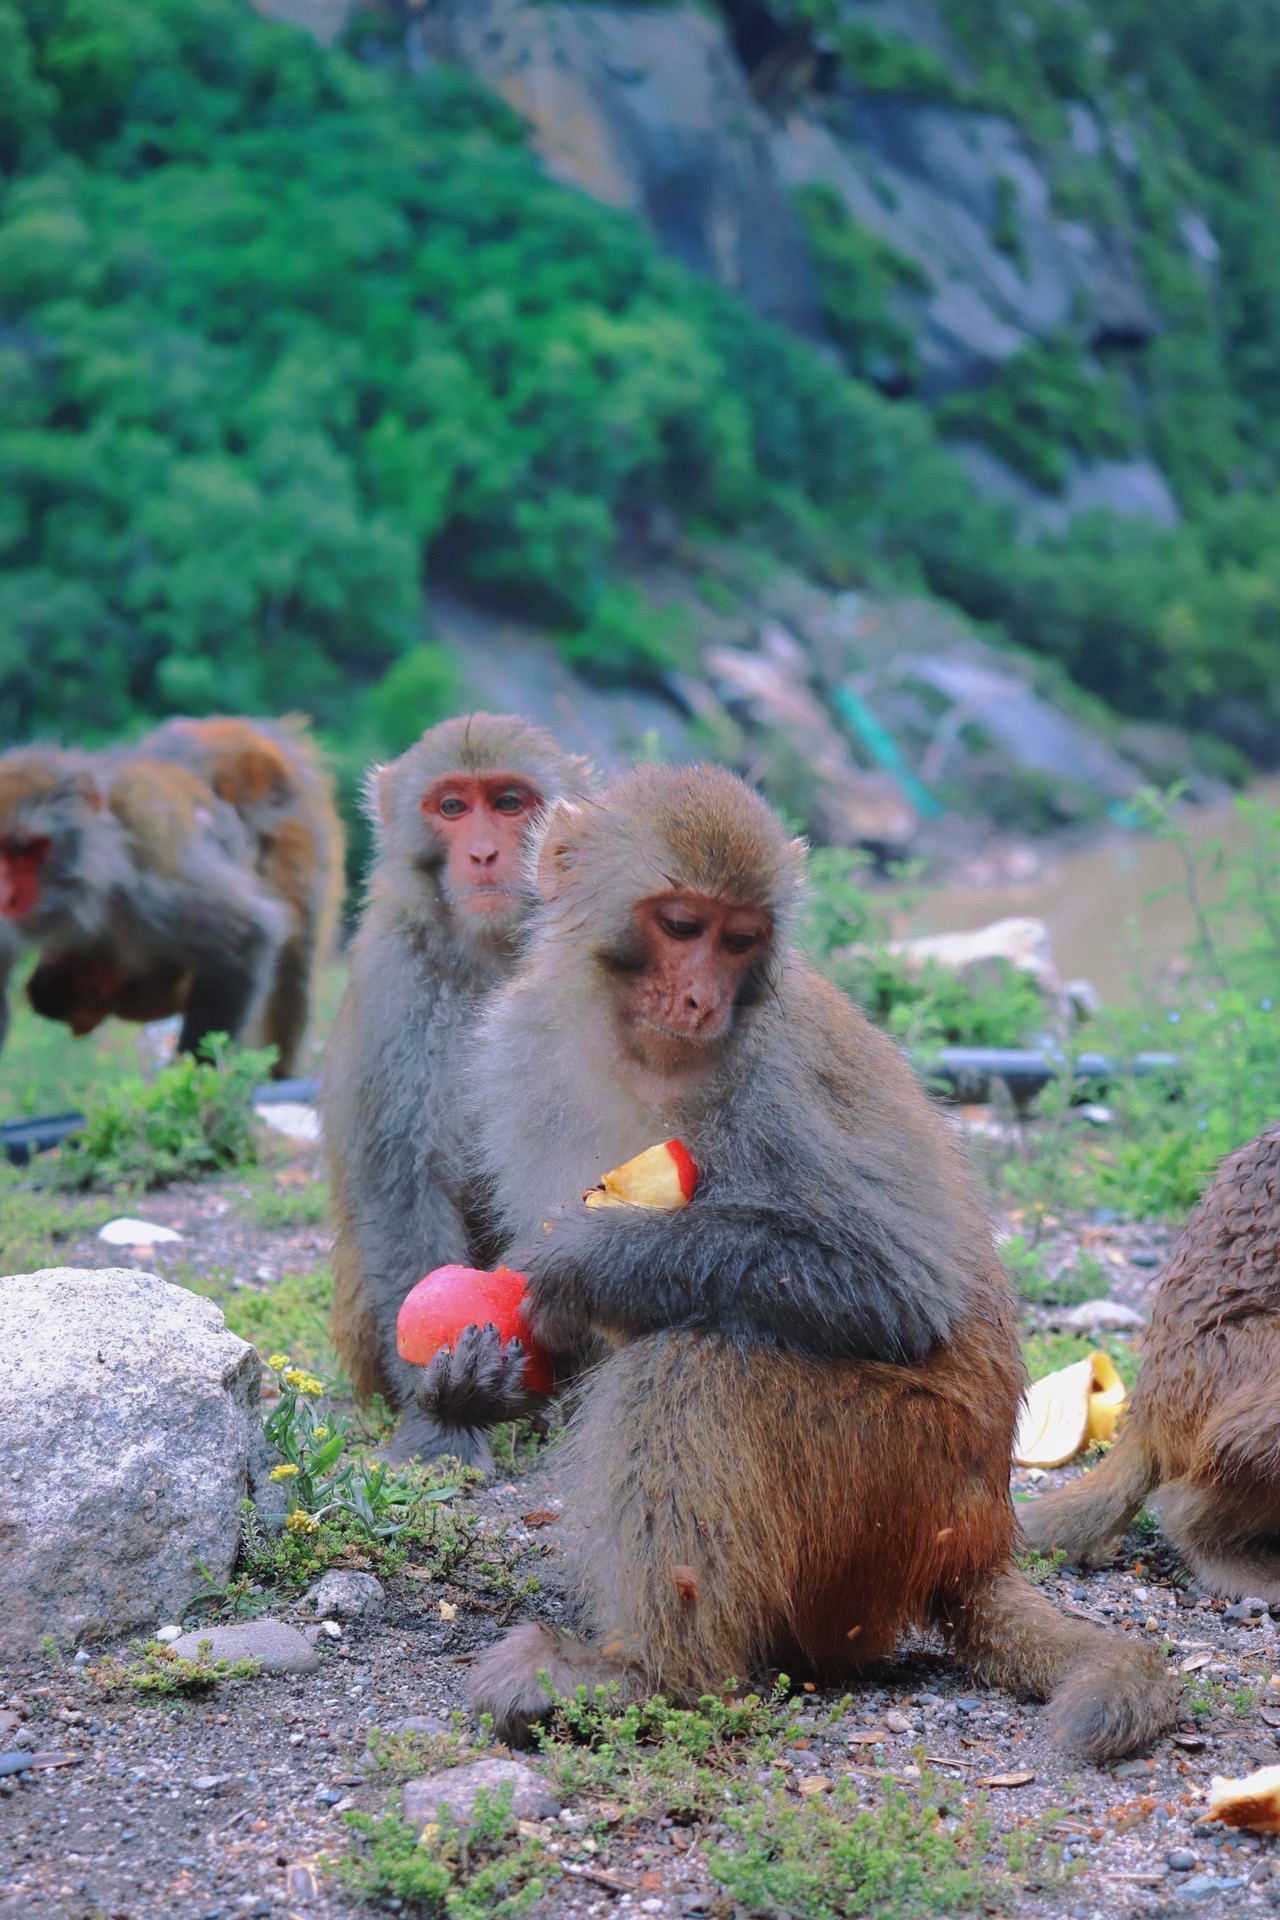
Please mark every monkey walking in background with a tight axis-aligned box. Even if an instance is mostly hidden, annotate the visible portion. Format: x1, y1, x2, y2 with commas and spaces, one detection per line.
0, 717, 343, 1077
135, 716, 345, 1078
1020, 1123, 1280, 1598
323, 713, 593, 1470
416, 764, 1180, 1762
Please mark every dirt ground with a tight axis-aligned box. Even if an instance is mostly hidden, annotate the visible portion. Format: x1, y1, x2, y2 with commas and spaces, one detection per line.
3, 1127, 1280, 1920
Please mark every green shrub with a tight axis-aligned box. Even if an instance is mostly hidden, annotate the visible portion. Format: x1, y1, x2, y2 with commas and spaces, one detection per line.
54, 1034, 274, 1189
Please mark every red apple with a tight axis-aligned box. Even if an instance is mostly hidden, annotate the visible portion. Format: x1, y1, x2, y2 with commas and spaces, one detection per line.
395, 1263, 555, 1395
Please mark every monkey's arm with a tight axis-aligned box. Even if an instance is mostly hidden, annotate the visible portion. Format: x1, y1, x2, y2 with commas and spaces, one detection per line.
516, 1191, 960, 1364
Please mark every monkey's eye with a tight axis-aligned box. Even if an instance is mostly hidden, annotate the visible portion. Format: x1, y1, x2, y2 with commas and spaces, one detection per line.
437, 795, 468, 818
723, 930, 760, 955
659, 914, 703, 941
493, 790, 526, 814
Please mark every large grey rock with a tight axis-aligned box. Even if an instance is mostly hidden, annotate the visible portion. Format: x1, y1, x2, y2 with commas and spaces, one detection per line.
952, 441, 1180, 540
167, 1620, 319, 1675
422, 0, 821, 336
403, 1758, 562, 1831
770, 95, 1155, 395
0, 1268, 261, 1655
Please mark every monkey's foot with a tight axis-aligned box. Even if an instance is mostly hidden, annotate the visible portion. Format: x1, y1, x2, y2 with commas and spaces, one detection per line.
470, 1624, 641, 1746
386, 1412, 494, 1480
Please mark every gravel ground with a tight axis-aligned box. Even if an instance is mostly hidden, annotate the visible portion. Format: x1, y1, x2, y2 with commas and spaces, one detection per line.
4, 1126, 1279, 1920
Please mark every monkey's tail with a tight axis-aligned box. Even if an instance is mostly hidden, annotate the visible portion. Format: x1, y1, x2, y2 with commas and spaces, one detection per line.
1017, 1422, 1158, 1568
943, 1563, 1181, 1765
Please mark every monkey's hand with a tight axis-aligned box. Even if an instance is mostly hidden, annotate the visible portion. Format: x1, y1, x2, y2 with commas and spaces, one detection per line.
411, 1323, 550, 1432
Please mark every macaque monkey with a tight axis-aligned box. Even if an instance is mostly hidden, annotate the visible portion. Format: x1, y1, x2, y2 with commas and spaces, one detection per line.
1020, 1123, 1280, 1597
0, 720, 342, 1075
324, 713, 593, 1469
439, 764, 1178, 1761
136, 716, 345, 1076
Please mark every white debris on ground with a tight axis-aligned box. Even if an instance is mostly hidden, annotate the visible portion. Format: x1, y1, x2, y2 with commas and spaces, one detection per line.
96, 1217, 183, 1247
255, 1102, 322, 1143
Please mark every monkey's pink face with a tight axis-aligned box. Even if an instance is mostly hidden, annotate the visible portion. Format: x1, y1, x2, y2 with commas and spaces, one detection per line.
421, 773, 543, 921
626, 891, 772, 1061
0, 836, 51, 921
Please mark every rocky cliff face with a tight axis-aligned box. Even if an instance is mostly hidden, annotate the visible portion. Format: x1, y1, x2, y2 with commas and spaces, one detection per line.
257, 0, 1179, 538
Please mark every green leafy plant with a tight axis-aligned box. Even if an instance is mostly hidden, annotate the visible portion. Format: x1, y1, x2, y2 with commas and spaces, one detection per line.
336, 1787, 554, 1919
260, 1354, 456, 1543
708, 1771, 1000, 1919
53, 1035, 275, 1189
91, 1639, 261, 1695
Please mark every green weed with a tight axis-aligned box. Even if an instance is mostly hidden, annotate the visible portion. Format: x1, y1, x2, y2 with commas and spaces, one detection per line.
53, 1036, 275, 1190
241, 1172, 328, 1230
215, 1266, 336, 1376
1016, 1546, 1066, 1585
336, 1788, 553, 1919
0, 1172, 105, 1273
708, 1773, 999, 1920
91, 1640, 261, 1695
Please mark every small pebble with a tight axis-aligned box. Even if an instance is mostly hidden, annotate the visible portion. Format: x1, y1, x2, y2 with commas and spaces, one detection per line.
155, 1624, 183, 1643
0, 1753, 33, 1778
320, 1620, 342, 1640
884, 1710, 912, 1734
71, 1650, 90, 1668
315, 1788, 343, 1806
1167, 1849, 1199, 1871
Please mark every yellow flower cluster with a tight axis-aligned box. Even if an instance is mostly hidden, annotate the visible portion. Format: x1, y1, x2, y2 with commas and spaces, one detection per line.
282, 1367, 324, 1397
269, 1463, 299, 1482
312, 1427, 328, 1442
285, 1509, 320, 1535
267, 1353, 290, 1371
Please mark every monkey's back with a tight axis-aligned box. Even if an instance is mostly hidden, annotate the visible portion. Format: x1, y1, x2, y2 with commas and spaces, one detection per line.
1131, 1121, 1280, 1478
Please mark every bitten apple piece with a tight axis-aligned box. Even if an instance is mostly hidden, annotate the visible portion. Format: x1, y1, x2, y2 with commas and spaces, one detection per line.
396, 1263, 555, 1395
1206, 1765, 1280, 1834
583, 1138, 699, 1211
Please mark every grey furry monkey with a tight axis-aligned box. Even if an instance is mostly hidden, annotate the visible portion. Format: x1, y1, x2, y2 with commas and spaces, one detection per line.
324, 712, 593, 1471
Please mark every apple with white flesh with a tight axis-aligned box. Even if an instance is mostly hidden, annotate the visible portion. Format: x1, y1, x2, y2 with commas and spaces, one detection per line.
583, 1138, 698, 1210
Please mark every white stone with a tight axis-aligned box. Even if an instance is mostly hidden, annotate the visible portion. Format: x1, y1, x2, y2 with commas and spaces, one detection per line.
305, 1569, 386, 1619
1060, 1297, 1146, 1333
254, 1102, 321, 1143
155, 1624, 183, 1643
0, 1268, 261, 1655
97, 1217, 183, 1247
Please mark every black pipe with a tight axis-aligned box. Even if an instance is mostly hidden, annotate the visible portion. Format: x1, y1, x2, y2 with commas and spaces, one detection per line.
1, 1056, 1180, 1167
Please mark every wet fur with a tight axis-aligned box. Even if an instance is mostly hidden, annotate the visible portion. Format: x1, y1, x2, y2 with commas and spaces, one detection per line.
469, 764, 1181, 1762
1020, 1122, 1280, 1598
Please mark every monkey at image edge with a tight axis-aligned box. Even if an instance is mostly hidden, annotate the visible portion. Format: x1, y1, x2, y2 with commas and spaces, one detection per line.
406, 761, 1181, 1764
323, 712, 594, 1470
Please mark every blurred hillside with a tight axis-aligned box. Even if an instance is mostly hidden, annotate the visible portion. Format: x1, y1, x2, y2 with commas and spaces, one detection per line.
4, 0, 1280, 858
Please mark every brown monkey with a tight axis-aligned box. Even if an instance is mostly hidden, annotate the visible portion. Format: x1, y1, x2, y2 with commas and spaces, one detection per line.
435, 764, 1178, 1761
323, 713, 593, 1469
134, 716, 345, 1078
0, 746, 292, 1065
1020, 1123, 1280, 1597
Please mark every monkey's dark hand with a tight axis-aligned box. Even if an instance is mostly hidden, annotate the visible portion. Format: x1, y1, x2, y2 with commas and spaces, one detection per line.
411, 1323, 550, 1431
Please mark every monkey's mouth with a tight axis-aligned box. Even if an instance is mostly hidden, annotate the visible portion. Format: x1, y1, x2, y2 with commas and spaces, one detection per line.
454, 883, 519, 917
634, 1011, 732, 1046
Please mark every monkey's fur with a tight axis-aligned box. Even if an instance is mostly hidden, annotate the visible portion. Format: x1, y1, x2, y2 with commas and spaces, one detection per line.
324, 713, 592, 1467
1020, 1122, 1280, 1597
467, 765, 1180, 1762
0, 719, 342, 1075
137, 716, 345, 1077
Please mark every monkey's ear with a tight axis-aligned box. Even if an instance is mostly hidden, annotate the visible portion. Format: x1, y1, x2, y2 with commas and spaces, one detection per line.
532, 801, 583, 902
360, 764, 394, 837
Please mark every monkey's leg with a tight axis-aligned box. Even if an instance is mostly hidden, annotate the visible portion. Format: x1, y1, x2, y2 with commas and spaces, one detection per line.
943, 1564, 1181, 1763
471, 1334, 790, 1743
1017, 1421, 1158, 1568
259, 933, 311, 1080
